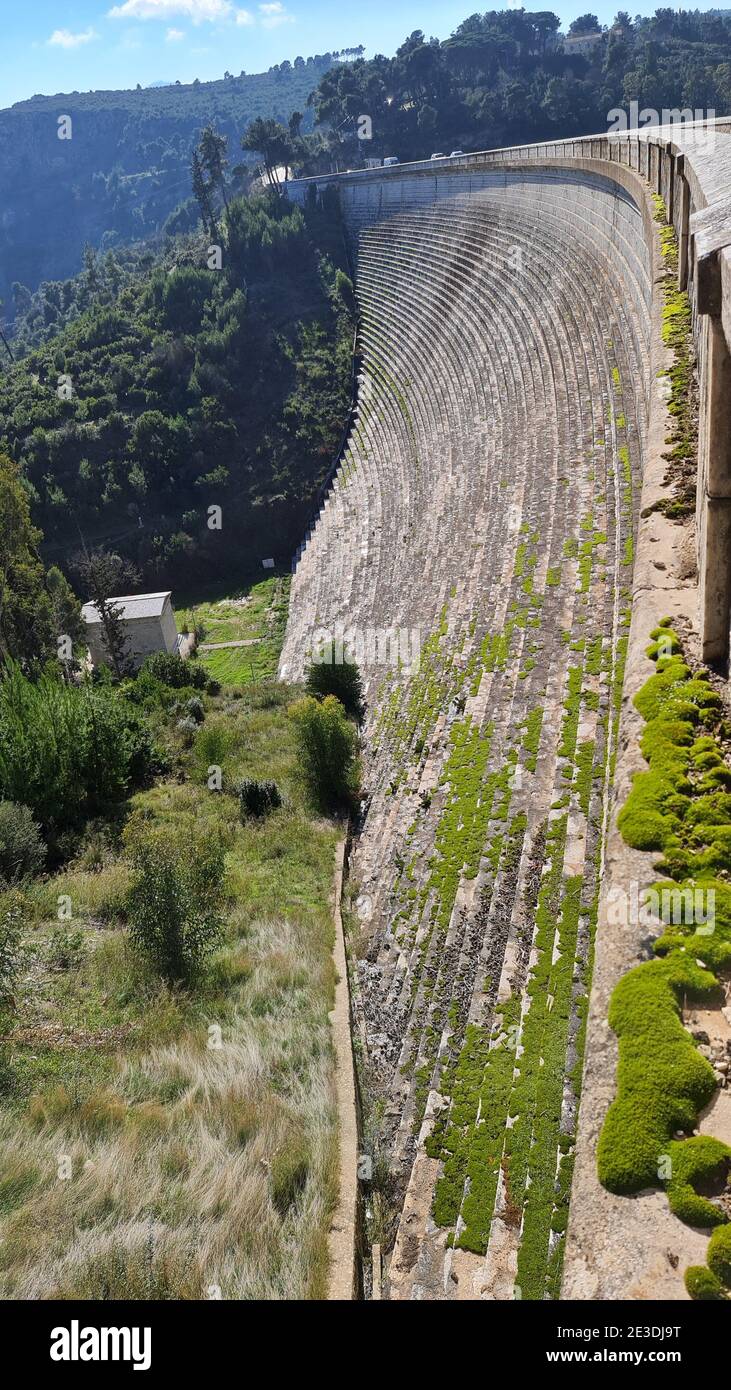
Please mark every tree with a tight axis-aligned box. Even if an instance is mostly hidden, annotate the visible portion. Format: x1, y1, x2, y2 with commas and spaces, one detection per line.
71, 547, 140, 679
289, 694, 359, 808
241, 118, 297, 185
305, 654, 364, 722
45, 565, 85, 664
191, 149, 216, 238
0, 300, 14, 363
569, 15, 602, 35
198, 124, 229, 211
0, 452, 56, 668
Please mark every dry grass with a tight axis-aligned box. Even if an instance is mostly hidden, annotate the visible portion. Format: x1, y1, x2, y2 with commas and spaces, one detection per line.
0, 685, 341, 1300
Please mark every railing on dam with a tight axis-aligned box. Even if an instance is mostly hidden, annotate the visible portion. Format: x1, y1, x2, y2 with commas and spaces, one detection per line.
286, 120, 731, 668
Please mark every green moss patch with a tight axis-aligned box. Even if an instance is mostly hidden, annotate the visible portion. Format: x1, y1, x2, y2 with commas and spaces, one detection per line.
598, 627, 731, 1296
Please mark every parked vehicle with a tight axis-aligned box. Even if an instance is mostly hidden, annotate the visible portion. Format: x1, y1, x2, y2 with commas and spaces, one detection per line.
430, 152, 446, 160
450, 150, 464, 157
383, 156, 399, 166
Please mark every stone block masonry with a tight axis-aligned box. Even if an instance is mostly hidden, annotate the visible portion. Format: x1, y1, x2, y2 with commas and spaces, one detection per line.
282, 122, 731, 1299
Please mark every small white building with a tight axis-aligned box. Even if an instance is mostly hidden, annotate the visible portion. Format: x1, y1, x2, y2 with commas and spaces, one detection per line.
82, 591, 179, 672
560, 31, 606, 58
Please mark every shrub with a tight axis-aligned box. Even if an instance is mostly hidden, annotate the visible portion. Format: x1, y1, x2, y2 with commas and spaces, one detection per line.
0, 663, 159, 832
192, 718, 241, 778
0, 802, 46, 887
185, 696, 205, 725
238, 778, 282, 820
126, 827, 225, 984
46, 926, 85, 972
176, 715, 199, 745
0, 901, 23, 1008
289, 694, 359, 808
305, 656, 364, 722
142, 652, 207, 690
115, 704, 168, 786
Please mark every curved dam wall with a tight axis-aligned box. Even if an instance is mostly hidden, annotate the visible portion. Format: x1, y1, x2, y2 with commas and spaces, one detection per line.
281, 126, 731, 1299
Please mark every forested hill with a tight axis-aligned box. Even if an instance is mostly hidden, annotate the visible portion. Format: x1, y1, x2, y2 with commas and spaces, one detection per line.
0, 188, 354, 589
311, 9, 731, 163
0, 58, 333, 309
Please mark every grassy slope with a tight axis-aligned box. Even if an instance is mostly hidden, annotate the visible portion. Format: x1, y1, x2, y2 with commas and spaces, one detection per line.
0, 678, 341, 1300
178, 575, 290, 685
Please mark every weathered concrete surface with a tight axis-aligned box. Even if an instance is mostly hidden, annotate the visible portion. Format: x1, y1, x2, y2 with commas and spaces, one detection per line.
283, 124, 731, 1301
282, 168, 653, 1299
563, 202, 703, 1297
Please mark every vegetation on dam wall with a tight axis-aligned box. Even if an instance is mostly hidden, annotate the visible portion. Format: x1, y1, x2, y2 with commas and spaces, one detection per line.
597, 622, 731, 1300
645, 195, 697, 521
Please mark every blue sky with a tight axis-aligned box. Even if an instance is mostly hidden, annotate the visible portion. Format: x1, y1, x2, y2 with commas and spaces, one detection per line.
1, 1, 721, 109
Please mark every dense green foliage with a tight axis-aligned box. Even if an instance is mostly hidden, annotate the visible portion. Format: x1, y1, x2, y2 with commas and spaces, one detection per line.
0, 452, 81, 668
0, 662, 160, 837
305, 656, 365, 723
0, 802, 46, 890
238, 778, 282, 819
125, 824, 226, 984
142, 652, 209, 691
0, 190, 354, 584
290, 693, 359, 808
311, 10, 731, 165
0, 901, 22, 1011
685, 1264, 728, 1299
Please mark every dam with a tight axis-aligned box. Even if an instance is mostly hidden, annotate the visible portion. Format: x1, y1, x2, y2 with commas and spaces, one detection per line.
280, 124, 731, 1300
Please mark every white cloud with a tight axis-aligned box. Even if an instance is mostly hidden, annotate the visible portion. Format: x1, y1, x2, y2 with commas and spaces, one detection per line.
258, 2, 293, 28
166, 26, 185, 40
47, 27, 99, 49
235, 9, 255, 24
108, 0, 233, 22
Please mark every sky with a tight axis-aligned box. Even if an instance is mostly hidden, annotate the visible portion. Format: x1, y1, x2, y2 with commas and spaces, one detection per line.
0, 0, 724, 109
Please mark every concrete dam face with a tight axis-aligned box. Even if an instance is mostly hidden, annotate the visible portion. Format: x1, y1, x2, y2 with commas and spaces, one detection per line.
281, 128, 731, 1300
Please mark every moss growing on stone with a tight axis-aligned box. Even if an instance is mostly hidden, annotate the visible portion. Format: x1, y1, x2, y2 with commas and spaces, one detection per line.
665, 1136, 731, 1227
599, 629, 731, 1288
597, 955, 718, 1193
707, 1222, 731, 1282
685, 1265, 728, 1300
648, 201, 698, 519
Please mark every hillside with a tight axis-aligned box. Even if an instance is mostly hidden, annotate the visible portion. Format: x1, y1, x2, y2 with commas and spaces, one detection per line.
0, 58, 333, 309
0, 187, 354, 585
312, 10, 731, 163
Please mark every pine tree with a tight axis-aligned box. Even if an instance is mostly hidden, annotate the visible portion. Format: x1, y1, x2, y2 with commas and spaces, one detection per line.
191, 150, 217, 238
72, 548, 140, 680
199, 125, 229, 211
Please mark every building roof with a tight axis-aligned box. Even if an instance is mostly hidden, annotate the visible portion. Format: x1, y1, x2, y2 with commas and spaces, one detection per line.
82, 591, 172, 625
